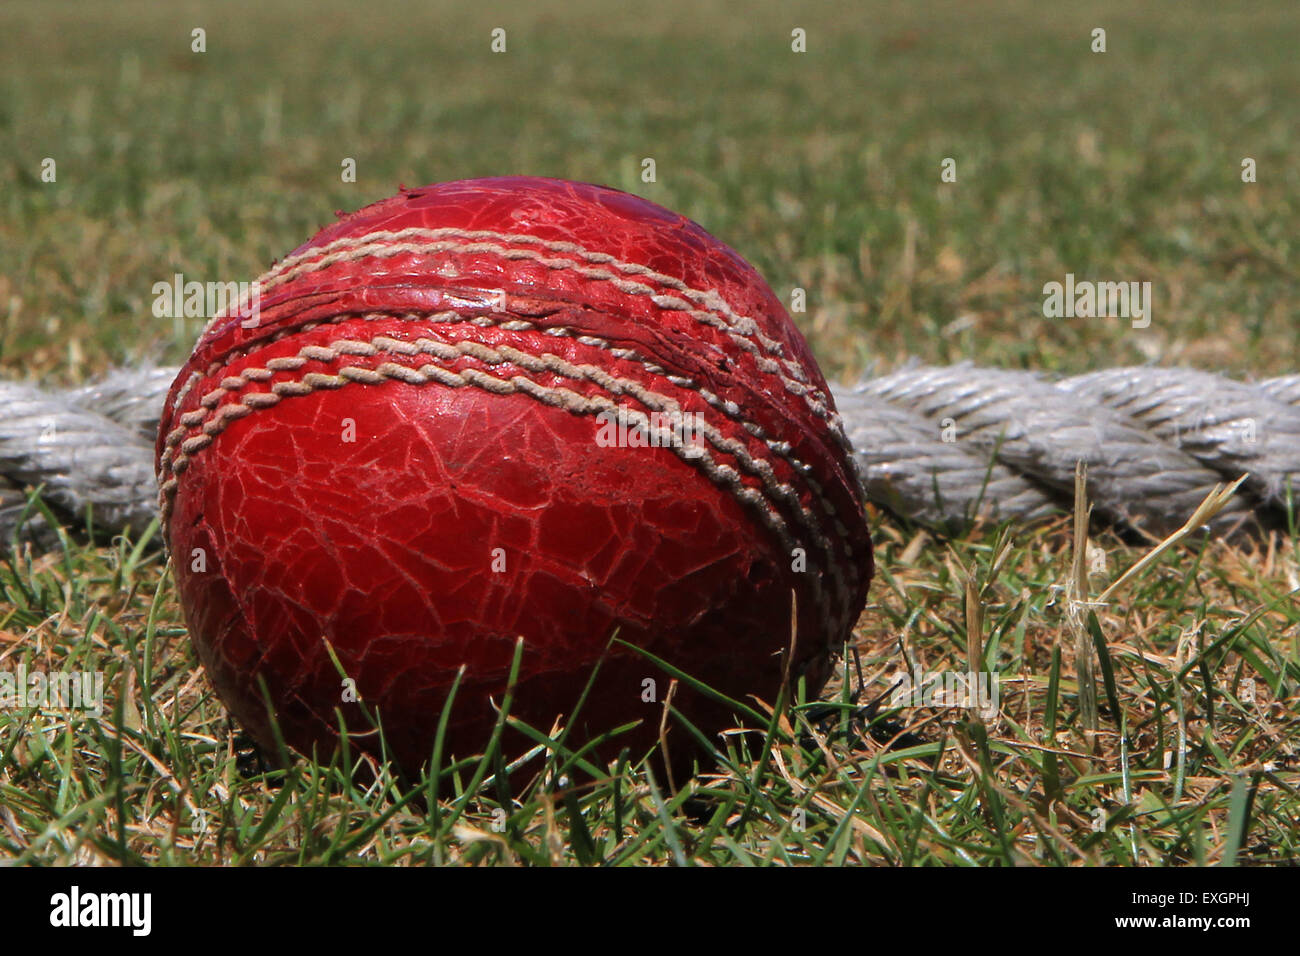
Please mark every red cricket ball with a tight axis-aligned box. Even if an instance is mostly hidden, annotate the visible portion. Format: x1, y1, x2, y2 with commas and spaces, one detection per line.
157, 177, 872, 780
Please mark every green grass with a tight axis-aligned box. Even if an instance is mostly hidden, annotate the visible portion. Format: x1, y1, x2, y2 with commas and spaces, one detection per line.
2, 505, 1297, 865
2, 0, 1296, 381
0, 0, 1297, 865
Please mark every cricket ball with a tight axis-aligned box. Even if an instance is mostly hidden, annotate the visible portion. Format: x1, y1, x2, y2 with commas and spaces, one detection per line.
157, 177, 872, 779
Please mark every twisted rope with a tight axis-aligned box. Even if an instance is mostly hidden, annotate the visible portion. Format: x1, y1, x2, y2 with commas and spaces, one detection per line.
1, 364, 1296, 550
0, 372, 160, 548
836, 364, 1299, 538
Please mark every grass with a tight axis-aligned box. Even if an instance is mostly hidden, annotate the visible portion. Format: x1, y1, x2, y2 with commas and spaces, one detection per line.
0, 0, 1297, 865
2, 0, 1297, 382
2, 487, 1296, 865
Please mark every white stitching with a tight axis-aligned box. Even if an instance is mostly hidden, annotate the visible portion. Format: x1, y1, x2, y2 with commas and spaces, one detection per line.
198, 228, 850, 450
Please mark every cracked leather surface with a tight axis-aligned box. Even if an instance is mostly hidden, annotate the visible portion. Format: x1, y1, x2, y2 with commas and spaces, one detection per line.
159, 177, 874, 778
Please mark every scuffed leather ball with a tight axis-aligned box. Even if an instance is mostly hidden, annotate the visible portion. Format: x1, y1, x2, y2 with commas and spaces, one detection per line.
157, 177, 872, 779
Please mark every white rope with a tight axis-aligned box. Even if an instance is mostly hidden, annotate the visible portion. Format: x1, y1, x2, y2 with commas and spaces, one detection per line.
1, 363, 1296, 549
0, 375, 159, 547
837, 364, 1298, 537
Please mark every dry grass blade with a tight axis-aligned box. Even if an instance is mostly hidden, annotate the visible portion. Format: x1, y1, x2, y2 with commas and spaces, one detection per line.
1067, 461, 1099, 734
1098, 475, 1250, 603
